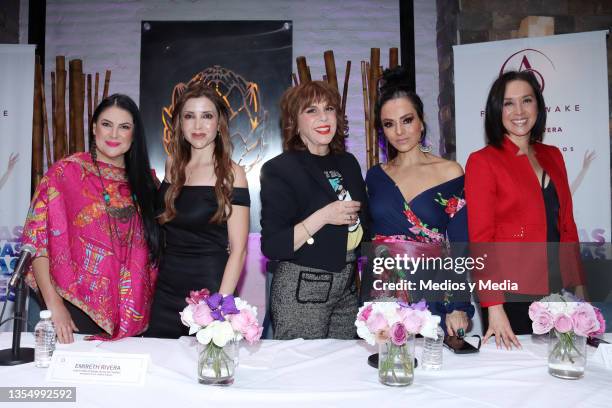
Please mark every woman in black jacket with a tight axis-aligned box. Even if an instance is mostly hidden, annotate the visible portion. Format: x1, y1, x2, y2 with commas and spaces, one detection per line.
260, 81, 368, 339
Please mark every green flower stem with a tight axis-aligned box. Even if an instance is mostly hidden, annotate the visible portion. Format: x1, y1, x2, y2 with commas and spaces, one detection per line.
380, 343, 413, 383
550, 330, 583, 365
200, 342, 233, 378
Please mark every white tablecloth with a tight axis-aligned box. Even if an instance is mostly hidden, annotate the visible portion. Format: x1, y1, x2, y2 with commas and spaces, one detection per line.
0, 333, 610, 408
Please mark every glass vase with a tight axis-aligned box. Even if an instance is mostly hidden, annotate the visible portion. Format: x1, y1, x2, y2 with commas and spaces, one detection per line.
197, 340, 237, 385
547, 330, 587, 380
378, 335, 415, 386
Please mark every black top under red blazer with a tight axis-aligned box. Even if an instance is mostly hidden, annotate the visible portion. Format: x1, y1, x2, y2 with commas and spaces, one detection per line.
465, 136, 584, 306
260, 150, 369, 272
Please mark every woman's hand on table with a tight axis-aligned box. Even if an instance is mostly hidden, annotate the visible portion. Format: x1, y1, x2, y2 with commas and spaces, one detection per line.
484, 304, 521, 350
445, 310, 469, 336
49, 301, 79, 344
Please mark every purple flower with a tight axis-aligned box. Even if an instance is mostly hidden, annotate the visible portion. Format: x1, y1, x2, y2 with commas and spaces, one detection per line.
390, 322, 407, 346
411, 299, 428, 311
205, 294, 240, 321
206, 293, 223, 310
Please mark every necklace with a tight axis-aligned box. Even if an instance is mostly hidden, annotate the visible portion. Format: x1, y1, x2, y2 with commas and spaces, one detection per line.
92, 154, 136, 264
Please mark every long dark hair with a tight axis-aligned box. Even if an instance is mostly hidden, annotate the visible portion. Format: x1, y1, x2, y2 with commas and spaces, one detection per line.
158, 82, 234, 225
89, 94, 160, 263
484, 70, 547, 148
375, 66, 427, 160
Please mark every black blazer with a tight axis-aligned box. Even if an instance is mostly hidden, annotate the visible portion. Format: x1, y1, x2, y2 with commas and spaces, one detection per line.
260, 150, 369, 272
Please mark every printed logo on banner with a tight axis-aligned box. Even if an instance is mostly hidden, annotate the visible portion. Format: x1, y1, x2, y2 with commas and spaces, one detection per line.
0, 227, 22, 302
500, 48, 555, 91
494, 47, 581, 139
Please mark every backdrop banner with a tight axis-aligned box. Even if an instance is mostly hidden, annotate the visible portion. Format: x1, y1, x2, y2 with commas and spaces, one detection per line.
454, 31, 611, 245
0, 44, 35, 330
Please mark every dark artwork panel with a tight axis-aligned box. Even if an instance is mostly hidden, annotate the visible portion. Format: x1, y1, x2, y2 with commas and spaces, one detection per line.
140, 20, 292, 231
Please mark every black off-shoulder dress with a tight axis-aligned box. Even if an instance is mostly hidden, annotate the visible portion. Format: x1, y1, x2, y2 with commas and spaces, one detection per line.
146, 182, 250, 339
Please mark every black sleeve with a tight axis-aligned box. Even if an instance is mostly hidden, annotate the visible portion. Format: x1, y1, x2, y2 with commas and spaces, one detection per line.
260, 159, 299, 261
231, 187, 251, 207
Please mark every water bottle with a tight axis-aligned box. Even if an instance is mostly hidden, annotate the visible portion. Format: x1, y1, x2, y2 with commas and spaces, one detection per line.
34, 310, 56, 368
421, 325, 443, 370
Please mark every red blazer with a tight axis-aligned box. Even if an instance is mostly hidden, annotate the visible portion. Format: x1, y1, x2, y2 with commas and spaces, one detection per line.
465, 136, 584, 306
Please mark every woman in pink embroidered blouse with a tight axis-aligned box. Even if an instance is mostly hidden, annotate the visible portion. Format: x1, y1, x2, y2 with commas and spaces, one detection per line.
22, 94, 160, 343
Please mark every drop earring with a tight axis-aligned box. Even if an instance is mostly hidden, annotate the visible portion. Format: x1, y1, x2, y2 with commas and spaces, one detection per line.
418, 131, 431, 153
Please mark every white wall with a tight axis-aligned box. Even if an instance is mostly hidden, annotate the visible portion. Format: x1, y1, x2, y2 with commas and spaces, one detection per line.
414, 0, 440, 155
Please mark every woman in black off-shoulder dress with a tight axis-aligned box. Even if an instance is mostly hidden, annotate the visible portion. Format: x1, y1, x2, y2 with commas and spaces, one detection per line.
146, 81, 250, 339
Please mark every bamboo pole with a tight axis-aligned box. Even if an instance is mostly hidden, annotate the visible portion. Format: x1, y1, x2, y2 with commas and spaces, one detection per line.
361, 61, 370, 169
50, 71, 56, 164
296, 56, 311, 84
42, 73, 52, 167
94, 72, 100, 109
341, 60, 351, 118
54, 56, 67, 162
102, 70, 111, 99
368, 48, 380, 166
87, 74, 92, 134
323, 50, 338, 93
68, 59, 85, 153
32, 58, 44, 192
68, 61, 76, 154
389, 47, 399, 69
80, 73, 86, 151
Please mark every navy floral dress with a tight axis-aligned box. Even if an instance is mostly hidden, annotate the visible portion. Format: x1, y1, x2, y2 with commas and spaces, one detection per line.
365, 164, 474, 333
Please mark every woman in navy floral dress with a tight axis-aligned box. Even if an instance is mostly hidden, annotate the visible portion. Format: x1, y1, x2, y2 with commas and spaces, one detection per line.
364, 67, 474, 335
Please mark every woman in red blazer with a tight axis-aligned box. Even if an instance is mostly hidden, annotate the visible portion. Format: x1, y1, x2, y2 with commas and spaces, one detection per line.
465, 71, 585, 349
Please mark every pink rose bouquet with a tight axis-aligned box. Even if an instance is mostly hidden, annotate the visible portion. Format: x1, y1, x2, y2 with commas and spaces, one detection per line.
181, 290, 263, 346
528, 292, 603, 337
529, 292, 606, 373
181, 289, 263, 382
355, 299, 441, 346
356, 300, 441, 385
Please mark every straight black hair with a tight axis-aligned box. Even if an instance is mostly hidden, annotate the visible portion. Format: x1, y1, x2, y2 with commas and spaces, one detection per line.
89, 94, 160, 263
375, 66, 427, 160
484, 70, 547, 148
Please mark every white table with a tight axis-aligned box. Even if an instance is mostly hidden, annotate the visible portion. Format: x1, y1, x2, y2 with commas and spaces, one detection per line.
0, 333, 610, 408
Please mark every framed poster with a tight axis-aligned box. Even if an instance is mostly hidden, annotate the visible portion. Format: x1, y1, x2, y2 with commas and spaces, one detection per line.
140, 20, 292, 231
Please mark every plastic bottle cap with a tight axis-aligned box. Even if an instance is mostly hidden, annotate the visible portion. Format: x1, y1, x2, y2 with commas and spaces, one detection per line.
39, 310, 52, 319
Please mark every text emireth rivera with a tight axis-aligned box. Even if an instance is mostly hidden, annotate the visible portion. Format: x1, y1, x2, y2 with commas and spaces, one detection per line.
372, 254, 518, 292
